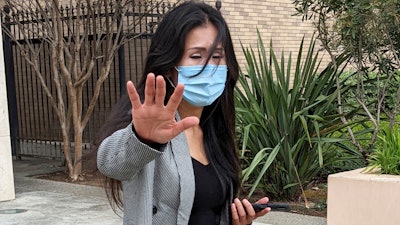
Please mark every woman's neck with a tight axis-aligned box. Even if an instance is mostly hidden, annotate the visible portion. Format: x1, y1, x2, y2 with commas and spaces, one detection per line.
178, 100, 203, 120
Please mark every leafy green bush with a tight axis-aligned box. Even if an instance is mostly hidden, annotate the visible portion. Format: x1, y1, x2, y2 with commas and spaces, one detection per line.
333, 70, 400, 157
365, 125, 400, 175
340, 70, 400, 118
235, 32, 362, 200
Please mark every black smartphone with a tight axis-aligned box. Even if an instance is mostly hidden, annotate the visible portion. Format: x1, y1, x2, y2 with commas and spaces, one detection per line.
252, 203, 290, 212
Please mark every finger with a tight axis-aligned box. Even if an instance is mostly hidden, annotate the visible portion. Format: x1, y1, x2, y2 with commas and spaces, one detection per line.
234, 198, 247, 223
171, 117, 199, 137
126, 81, 141, 110
255, 207, 271, 217
254, 197, 271, 217
255, 197, 269, 204
144, 73, 156, 105
165, 83, 184, 113
242, 199, 255, 218
241, 199, 256, 224
180, 117, 200, 130
231, 203, 240, 225
154, 75, 166, 106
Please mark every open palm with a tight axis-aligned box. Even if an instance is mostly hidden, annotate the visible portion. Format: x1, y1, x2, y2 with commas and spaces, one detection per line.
127, 73, 199, 145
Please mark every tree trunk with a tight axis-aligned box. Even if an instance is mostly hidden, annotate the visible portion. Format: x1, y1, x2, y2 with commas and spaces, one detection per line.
69, 85, 83, 181
71, 127, 83, 181
61, 124, 73, 177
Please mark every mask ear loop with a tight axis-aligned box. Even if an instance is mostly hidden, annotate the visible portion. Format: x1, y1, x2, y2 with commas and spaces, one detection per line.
166, 76, 176, 89
166, 66, 181, 88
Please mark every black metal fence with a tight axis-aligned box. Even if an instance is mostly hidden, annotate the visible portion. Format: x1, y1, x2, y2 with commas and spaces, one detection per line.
2, 1, 173, 159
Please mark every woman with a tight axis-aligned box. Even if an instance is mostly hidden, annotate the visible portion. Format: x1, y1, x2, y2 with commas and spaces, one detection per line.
96, 1, 270, 224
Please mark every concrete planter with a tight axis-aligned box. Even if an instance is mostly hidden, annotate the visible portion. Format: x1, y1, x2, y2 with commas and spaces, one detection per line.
327, 168, 400, 225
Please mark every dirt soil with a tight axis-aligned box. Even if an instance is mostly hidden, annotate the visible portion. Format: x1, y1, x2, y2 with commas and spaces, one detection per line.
34, 170, 327, 218
241, 185, 327, 218
34, 169, 104, 187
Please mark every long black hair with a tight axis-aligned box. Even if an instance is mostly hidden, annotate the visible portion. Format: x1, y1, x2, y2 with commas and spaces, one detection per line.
92, 0, 240, 211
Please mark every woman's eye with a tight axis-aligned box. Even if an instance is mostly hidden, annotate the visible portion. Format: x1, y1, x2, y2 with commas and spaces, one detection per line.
190, 54, 202, 59
212, 55, 223, 59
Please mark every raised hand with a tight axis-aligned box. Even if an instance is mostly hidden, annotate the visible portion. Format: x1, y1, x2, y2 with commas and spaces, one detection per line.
127, 73, 199, 145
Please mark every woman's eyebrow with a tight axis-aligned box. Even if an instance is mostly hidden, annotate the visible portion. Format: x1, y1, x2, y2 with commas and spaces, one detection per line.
186, 46, 207, 51
186, 46, 223, 51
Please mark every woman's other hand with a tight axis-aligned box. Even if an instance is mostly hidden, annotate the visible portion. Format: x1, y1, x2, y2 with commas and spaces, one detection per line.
127, 74, 199, 144
231, 197, 271, 225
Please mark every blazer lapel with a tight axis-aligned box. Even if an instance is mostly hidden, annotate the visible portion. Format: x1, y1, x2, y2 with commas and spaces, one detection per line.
170, 114, 195, 224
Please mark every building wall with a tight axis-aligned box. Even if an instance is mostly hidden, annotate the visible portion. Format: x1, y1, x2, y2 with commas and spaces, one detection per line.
0, 15, 15, 202
203, 0, 327, 70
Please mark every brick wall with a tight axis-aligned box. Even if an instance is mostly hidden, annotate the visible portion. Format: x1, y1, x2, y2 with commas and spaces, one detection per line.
202, 0, 329, 70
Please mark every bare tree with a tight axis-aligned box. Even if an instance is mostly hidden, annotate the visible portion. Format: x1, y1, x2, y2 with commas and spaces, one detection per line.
1, 0, 172, 181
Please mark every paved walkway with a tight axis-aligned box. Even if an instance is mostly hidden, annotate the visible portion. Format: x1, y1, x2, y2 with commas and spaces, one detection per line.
0, 157, 327, 225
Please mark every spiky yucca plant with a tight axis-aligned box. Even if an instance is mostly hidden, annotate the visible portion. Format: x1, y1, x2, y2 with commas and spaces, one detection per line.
235, 32, 360, 200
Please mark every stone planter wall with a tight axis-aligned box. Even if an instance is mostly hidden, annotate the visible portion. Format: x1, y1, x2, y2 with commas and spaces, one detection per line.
327, 168, 400, 225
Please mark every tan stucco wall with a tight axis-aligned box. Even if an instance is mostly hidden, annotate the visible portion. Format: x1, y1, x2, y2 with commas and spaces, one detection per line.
328, 168, 400, 225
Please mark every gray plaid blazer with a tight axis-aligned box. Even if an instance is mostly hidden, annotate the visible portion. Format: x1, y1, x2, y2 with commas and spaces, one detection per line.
97, 123, 232, 225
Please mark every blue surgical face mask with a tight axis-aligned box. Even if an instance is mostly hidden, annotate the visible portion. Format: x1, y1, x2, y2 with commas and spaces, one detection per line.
173, 64, 228, 107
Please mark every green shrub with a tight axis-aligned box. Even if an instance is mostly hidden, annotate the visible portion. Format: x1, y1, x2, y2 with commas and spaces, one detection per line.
235, 32, 362, 200
335, 69, 400, 156
365, 125, 400, 175
340, 70, 400, 119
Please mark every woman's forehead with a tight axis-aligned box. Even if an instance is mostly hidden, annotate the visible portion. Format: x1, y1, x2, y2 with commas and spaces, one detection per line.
184, 23, 221, 50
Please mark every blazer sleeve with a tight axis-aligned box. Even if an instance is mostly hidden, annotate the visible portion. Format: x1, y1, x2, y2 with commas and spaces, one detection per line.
97, 123, 164, 181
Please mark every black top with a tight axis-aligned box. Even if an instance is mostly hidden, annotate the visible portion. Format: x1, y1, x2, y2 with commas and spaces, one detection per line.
188, 158, 225, 225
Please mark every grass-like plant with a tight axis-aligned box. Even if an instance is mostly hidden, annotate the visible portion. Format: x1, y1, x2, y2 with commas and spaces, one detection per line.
365, 125, 400, 175
235, 31, 362, 200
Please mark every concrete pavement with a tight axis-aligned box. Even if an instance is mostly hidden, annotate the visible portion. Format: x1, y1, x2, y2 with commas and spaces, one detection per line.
0, 157, 327, 225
